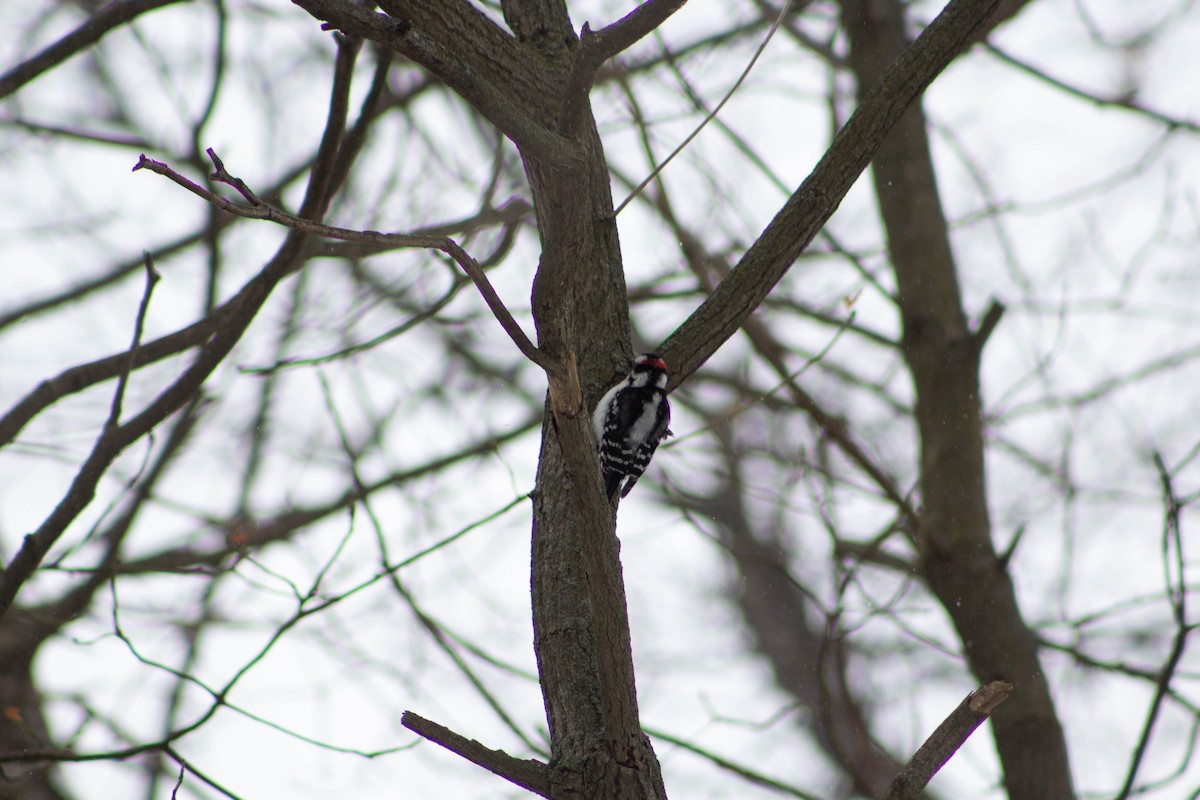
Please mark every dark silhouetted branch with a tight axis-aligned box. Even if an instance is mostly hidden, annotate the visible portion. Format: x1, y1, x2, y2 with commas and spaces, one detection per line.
972, 298, 1006, 351
106, 254, 161, 430
985, 42, 1200, 134
560, 0, 689, 135
290, 0, 581, 167
135, 150, 559, 377
401, 711, 550, 798
0, 35, 362, 621
884, 682, 1012, 800
660, 0, 1002, 385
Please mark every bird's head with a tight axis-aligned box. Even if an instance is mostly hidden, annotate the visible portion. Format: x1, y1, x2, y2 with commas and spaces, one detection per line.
632, 353, 667, 373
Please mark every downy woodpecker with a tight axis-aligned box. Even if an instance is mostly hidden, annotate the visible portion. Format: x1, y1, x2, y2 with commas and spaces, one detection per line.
591, 353, 672, 500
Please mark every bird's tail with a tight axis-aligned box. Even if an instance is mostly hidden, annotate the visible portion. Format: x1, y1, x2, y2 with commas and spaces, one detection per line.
605, 473, 624, 501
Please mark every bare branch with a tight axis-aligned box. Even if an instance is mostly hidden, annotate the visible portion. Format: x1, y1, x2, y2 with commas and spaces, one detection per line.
984, 42, 1200, 133
135, 151, 559, 376
560, 1, 690, 135
206, 148, 264, 207
734, 301, 917, 528
587, 0, 690, 62
884, 682, 1013, 800
0, 228, 209, 333
839, 0, 1072, 795
972, 298, 1006, 351
0, 380, 201, 620
162, 747, 244, 800
0, 0, 186, 100
648, 727, 826, 800
613, 0, 793, 215
1115, 454, 1194, 800
0, 37, 364, 620
660, 0, 1003, 385
670, 417, 912, 797
106, 254, 161, 431
0, 305, 231, 451
290, 0, 581, 167
45, 416, 537, 580
401, 711, 550, 798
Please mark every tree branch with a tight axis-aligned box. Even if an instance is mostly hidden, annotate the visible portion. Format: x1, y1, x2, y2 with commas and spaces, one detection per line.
648, 727, 825, 800
401, 711, 550, 798
839, 0, 1073, 796
984, 41, 1200, 133
1115, 453, 1193, 800
613, 0, 792, 216
134, 150, 560, 377
0, 35, 362, 621
290, 0, 581, 167
971, 298, 1006, 352
106, 254, 161, 430
884, 681, 1012, 800
671, 418, 914, 798
560, 0, 689, 135
660, 0, 1002, 387
587, 0, 690, 62
0, 0, 186, 100
0, 311, 229, 450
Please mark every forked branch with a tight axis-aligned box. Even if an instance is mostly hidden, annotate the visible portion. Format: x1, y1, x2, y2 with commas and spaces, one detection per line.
134, 150, 562, 379
290, 0, 581, 167
560, 0, 689, 135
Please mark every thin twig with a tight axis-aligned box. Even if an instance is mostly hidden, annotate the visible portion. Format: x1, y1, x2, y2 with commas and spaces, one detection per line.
170, 762, 186, 800
316, 372, 544, 756
985, 42, 1200, 133
134, 151, 560, 377
106, 252, 161, 430
648, 727, 827, 800
614, 0, 794, 215
162, 746, 244, 800
1115, 454, 1194, 800
0, 0, 186, 100
206, 148, 263, 206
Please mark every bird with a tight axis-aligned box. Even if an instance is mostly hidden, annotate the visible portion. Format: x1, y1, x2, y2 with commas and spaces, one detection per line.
591, 353, 672, 500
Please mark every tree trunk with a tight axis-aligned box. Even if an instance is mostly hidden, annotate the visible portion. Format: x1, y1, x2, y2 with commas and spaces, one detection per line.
840, 1, 1075, 797
507, 3, 668, 798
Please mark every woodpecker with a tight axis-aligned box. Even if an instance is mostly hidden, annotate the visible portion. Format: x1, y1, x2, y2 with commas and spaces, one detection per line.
591, 353, 672, 501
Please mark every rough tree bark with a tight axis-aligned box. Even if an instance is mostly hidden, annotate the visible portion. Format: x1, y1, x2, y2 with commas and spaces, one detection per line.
291, 1, 675, 796
293, 1, 1010, 797
7, 0, 1183, 797
840, 0, 1076, 797
515, 4, 671, 798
